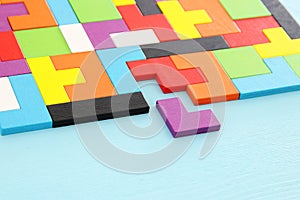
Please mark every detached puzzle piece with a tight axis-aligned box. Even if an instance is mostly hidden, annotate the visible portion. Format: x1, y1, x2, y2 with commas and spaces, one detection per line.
156, 97, 220, 138
1, 0, 57, 30
0, 74, 52, 135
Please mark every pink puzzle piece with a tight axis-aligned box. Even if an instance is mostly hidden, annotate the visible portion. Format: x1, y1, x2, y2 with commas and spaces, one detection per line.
0, 59, 30, 78
83, 19, 129, 50
156, 98, 221, 138
0, 3, 28, 32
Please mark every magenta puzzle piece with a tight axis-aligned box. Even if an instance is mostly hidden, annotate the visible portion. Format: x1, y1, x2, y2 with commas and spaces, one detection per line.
156, 98, 221, 138
0, 3, 28, 32
0, 59, 30, 78
83, 19, 129, 50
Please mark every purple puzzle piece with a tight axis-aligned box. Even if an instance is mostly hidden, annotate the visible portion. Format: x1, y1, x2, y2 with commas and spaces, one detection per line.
83, 19, 129, 50
156, 98, 221, 138
0, 59, 30, 78
0, 3, 28, 32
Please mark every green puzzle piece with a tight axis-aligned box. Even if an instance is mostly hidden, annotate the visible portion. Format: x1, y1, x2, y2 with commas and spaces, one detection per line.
213, 46, 271, 79
285, 54, 300, 78
220, 0, 271, 20
15, 27, 71, 58
68, 0, 121, 23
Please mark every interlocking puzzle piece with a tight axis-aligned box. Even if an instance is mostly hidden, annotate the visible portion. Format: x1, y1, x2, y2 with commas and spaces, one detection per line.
0, 2, 27, 32
232, 57, 300, 99
15, 26, 71, 58
0, 59, 30, 78
157, 1, 212, 39
1, 0, 57, 30
83, 20, 129, 50
262, 0, 300, 39
156, 97, 220, 138
117, 4, 178, 42
0, 74, 52, 135
135, 0, 161, 16
178, 0, 240, 37
111, 29, 160, 48
68, 0, 121, 23
59, 24, 94, 53
0, 77, 20, 112
213, 46, 271, 79
27, 56, 85, 105
223, 16, 280, 48
96, 46, 145, 94
141, 36, 229, 58
127, 56, 207, 93
171, 52, 239, 105
253, 27, 300, 58
0, 31, 23, 61
112, 0, 135, 6
51, 52, 117, 101
46, 0, 78, 25
284, 54, 300, 78
220, 0, 271, 20
47, 92, 149, 127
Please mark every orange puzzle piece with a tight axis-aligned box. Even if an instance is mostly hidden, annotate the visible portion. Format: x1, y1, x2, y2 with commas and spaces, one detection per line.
178, 0, 240, 37
2, 0, 57, 30
50, 52, 117, 101
171, 52, 240, 105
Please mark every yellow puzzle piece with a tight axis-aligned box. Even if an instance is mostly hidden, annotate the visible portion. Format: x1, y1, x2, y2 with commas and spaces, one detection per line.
112, 0, 135, 6
27, 57, 85, 105
157, 1, 212, 39
254, 27, 300, 58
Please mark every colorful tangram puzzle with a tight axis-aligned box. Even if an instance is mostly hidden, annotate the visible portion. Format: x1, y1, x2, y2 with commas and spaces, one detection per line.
1, 0, 300, 137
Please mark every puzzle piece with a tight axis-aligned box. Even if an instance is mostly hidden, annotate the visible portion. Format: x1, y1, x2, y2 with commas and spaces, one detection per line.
223, 16, 280, 48
220, 0, 271, 20
96, 46, 146, 94
141, 36, 229, 58
232, 57, 300, 99
27, 56, 85, 105
0, 77, 20, 112
46, 0, 78, 25
178, 0, 240, 37
156, 97, 220, 138
135, 0, 162, 16
47, 92, 149, 127
69, 0, 121, 23
213, 46, 271, 79
83, 20, 129, 50
0, 74, 52, 135
117, 4, 178, 42
0, 2, 27, 31
51, 52, 117, 101
171, 52, 239, 105
15, 26, 71, 58
0, 59, 30, 78
111, 29, 160, 48
1, 0, 57, 30
59, 24, 94, 53
0, 31, 23, 61
112, 0, 135, 6
254, 27, 300, 58
157, 1, 212, 39
127, 56, 207, 93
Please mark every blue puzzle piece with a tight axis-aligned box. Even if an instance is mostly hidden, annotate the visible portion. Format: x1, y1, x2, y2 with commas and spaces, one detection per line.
46, 0, 79, 25
0, 74, 52, 135
233, 57, 300, 99
96, 46, 146, 94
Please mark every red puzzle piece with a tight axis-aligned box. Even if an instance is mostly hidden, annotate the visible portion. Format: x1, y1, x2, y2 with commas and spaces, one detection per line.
223, 16, 280, 48
127, 57, 207, 93
117, 5, 178, 42
0, 31, 23, 61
